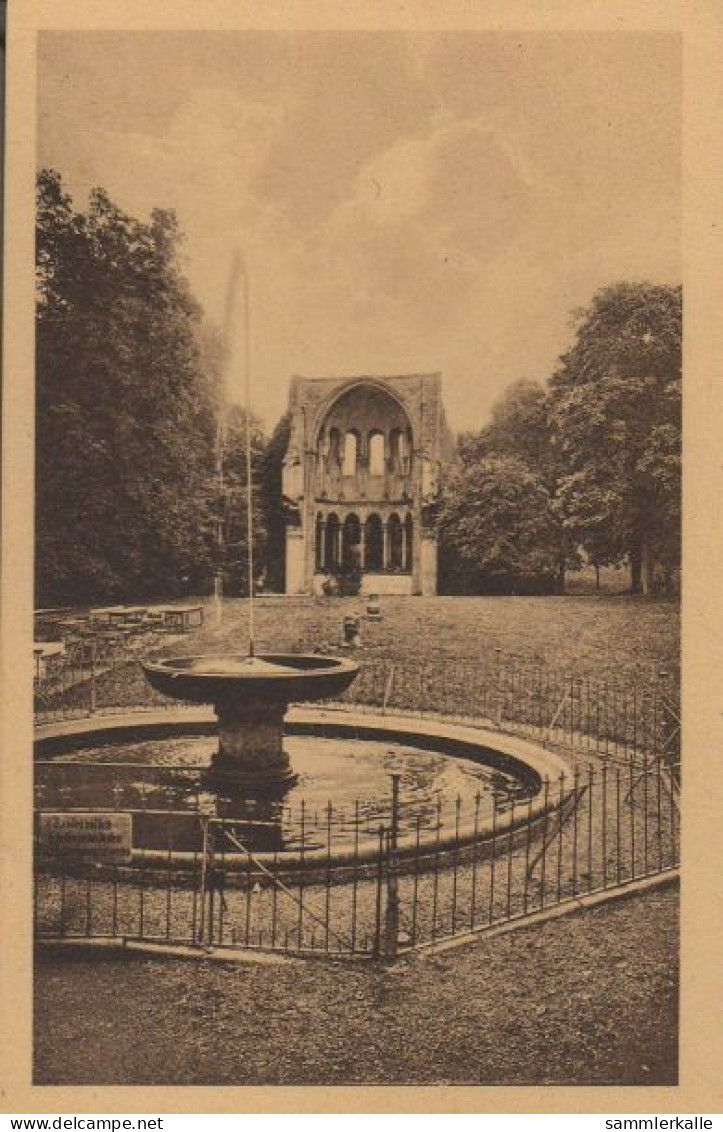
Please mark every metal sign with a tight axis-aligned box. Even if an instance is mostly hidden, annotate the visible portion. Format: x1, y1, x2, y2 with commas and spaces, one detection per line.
38, 812, 132, 864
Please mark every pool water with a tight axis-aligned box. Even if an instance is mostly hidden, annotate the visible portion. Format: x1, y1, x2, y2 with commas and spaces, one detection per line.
35, 733, 535, 853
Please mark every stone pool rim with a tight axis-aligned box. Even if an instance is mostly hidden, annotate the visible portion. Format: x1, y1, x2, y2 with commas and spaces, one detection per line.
34, 706, 572, 869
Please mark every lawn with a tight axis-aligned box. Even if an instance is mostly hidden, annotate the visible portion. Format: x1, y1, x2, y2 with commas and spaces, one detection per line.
39, 593, 680, 759
34, 881, 678, 1087
168, 593, 680, 686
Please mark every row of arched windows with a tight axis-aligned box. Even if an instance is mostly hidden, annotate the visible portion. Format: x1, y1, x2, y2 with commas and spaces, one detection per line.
319, 428, 411, 477
315, 512, 413, 573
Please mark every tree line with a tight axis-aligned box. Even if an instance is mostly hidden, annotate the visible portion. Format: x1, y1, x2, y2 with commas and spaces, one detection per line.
437, 282, 681, 596
36, 169, 268, 607
36, 171, 680, 606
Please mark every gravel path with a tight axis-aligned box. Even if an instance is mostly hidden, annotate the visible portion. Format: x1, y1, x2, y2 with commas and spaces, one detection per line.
34, 882, 678, 1086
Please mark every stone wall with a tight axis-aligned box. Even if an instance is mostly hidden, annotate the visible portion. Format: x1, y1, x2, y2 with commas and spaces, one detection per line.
282, 374, 452, 595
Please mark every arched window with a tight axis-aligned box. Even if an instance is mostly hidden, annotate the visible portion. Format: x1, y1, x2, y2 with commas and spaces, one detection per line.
325, 514, 340, 571
315, 513, 325, 571
342, 431, 359, 477
389, 429, 403, 472
368, 431, 385, 477
328, 428, 341, 469
342, 513, 362, 572
388, 513, 403, 570
365, 513, 383, 571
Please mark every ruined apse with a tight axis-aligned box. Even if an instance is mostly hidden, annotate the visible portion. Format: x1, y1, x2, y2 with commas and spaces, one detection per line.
281, 374, 454, 596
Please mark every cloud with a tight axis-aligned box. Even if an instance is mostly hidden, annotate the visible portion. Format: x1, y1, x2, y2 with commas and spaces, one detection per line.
38, 32, 680, 432
295, 116, 548, 348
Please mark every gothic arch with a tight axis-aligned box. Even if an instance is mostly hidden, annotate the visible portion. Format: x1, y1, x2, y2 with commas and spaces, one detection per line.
365, 513, 384, 571
388, 512, 403, 570
324, 513, 341, 571
312, 379, 413, 451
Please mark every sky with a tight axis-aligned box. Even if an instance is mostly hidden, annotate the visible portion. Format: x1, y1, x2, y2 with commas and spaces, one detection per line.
37, 30, 681, 433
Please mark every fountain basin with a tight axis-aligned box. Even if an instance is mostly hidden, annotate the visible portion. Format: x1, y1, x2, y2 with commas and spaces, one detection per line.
141, 653, 359, 791
34, 707, 572, 871
141, 653, 359, 706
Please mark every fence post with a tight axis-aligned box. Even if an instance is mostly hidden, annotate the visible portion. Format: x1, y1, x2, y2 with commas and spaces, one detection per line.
206, 824, 217, 947
197, 817, 209, 946
494, 648, 503, 727
658, 668, 680, 780
383, 773, 401, 961
373, 825, 385, 959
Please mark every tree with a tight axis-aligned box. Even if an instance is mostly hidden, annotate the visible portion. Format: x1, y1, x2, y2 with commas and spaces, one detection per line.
36, 169, 219, 605
437, 456, 562, 595
260, 412, 292, 593
461, 379, 552, 476
549, 283, 682, 593
456, 379, 577, 592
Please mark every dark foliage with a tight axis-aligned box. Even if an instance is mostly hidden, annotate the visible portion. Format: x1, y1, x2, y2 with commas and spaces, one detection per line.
550, 283, 682, 594
438, 456, 562, 595
260, 412, 291, 593
439, 284, 681, 597
37, 170, 217, 604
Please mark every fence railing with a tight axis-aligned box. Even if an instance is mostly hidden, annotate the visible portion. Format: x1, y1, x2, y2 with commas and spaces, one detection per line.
33, 628, 681, 959
336, 655, 681, 768
34, 759, 680, 960
34, 636, 681, 769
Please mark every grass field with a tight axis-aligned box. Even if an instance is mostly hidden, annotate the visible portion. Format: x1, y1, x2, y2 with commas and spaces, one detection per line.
34, 882, 678, 1086
179, 593, 680, 687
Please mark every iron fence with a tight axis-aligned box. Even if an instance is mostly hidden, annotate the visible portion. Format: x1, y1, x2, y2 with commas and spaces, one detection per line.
34, 758, 679, 960
34, 636, 680, 770
336, 654, 681, 769
33, 625, 680, 959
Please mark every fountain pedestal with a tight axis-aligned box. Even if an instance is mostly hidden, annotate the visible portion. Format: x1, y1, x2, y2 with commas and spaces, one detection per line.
141, 653, 358, 796
212, 698, 296, 791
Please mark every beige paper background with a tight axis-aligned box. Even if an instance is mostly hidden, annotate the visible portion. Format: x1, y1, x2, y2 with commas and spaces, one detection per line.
2, 0, 721, 1114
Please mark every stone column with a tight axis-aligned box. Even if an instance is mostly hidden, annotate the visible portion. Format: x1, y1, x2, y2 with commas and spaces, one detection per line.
211, 698, 296, 793
420, 534, 438, 595
285, 526, 306, 594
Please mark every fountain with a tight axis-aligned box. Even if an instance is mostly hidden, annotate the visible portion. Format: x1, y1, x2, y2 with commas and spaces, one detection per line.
141, 652, 358, 792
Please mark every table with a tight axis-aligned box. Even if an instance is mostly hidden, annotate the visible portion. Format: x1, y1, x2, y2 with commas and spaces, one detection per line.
156, 605, 204, 632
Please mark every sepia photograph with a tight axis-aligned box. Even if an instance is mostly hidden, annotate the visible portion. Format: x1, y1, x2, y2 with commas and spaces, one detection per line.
2, 0, 721, 1116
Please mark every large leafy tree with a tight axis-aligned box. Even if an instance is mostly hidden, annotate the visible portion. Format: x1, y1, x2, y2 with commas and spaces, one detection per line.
549, 282, 682, 593
437, 456, 562, 595
453, 379, 576, 593
36, 169, 219, 604
460, 379, 552, 477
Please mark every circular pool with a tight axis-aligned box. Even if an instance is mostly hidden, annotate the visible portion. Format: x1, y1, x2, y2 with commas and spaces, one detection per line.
34, 707, 571, 866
